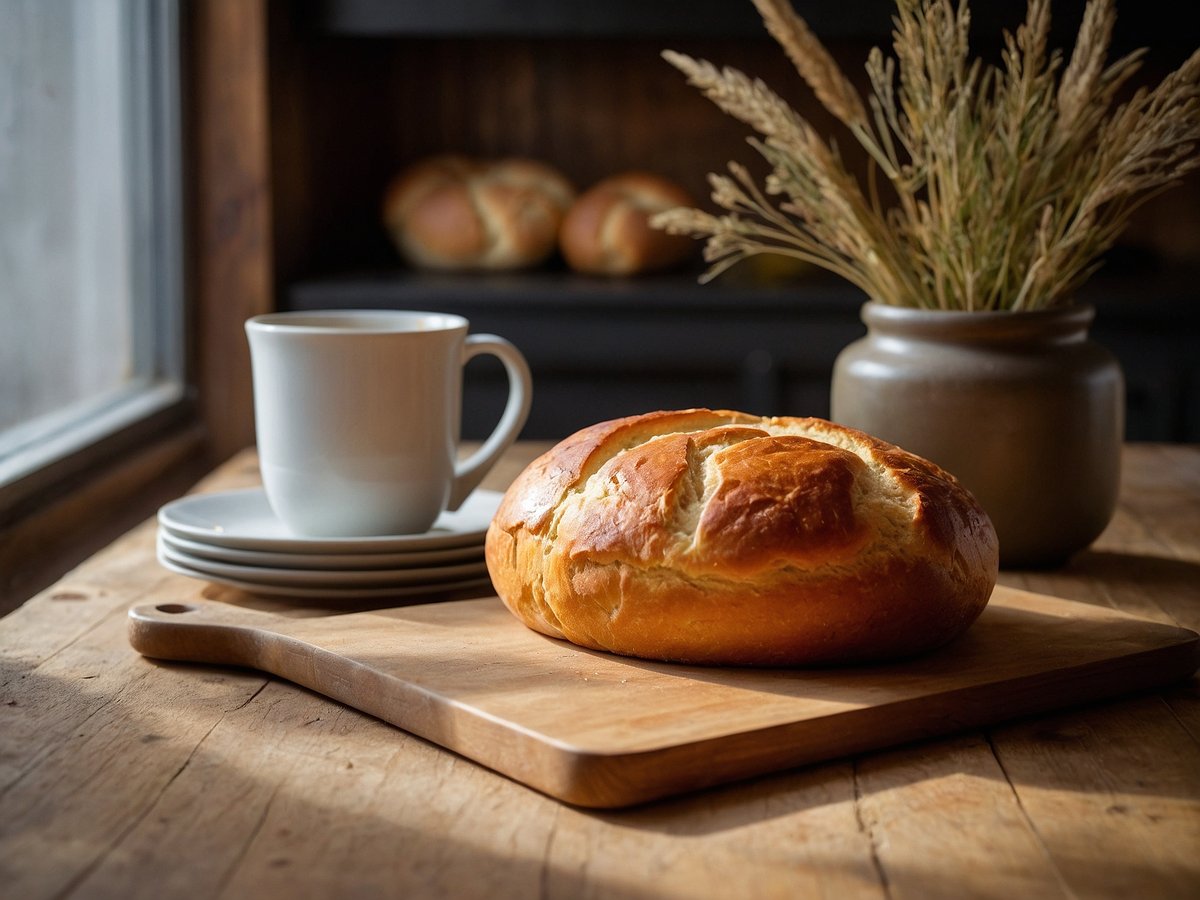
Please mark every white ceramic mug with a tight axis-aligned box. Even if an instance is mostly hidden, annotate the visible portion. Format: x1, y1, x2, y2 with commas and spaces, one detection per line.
245, 310, 532, 536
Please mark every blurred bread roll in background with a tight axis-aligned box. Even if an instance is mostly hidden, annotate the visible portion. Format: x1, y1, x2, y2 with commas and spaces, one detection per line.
560, 172, 695, 276
383, 155, 574, 270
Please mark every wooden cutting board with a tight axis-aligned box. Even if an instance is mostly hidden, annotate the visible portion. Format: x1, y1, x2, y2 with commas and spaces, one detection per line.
128, 585, 1198, 808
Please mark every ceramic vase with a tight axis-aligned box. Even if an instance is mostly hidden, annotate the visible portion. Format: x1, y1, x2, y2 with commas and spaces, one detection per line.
831, 302, 1124, 567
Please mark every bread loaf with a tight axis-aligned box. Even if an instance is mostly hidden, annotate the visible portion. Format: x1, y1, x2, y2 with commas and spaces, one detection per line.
383, 155, 575, 270
559, 172, 695, 275
485, 410, 998, 666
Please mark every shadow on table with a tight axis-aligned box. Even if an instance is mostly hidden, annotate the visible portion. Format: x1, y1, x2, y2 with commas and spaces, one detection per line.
1066, 549, 1200, 600
6, 652, 1198, 899
0, 665, 876, 898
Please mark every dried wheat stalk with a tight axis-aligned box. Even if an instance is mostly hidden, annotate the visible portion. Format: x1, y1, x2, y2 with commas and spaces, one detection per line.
654, 0, 1200, 311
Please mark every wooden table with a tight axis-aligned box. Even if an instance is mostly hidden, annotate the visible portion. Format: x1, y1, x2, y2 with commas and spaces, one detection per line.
2, 444, 1198, 899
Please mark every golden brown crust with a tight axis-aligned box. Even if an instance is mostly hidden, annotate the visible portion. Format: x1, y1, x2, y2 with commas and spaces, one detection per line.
382, 155, 575, 270
486, 409, 999, 665
559, 172, 695, 275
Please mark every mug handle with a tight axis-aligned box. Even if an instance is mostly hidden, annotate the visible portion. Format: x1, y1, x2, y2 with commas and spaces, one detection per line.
448, 334, 533, 510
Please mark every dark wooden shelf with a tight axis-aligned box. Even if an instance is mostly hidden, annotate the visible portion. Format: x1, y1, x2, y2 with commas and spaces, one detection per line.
288, 264, 1200, 318
288, 268, 867, 312
304, 0, 1192, 58
286, 266, 1200, 443
307, 0, 829, 39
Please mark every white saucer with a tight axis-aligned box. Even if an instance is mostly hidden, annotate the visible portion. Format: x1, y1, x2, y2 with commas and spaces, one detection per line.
157, 538, 489, 588
158, 488, 501, 553
158, 529, 485, 570
157, 551, 494, 600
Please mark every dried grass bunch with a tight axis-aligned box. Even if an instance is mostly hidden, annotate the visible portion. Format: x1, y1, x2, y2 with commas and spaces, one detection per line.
654, 0, 1200, 311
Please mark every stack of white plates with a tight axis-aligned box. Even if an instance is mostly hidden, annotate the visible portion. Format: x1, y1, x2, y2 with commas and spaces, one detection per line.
156, 488, 502, 599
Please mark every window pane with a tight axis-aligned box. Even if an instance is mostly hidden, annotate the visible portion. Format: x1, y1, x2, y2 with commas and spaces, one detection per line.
0, 0, 182, 484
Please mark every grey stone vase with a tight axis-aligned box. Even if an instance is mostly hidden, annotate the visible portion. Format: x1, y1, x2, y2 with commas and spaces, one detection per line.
831, 302, 1124, 568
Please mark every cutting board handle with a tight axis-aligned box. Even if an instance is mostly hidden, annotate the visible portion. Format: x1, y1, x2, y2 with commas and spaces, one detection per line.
128, 600, 290, 669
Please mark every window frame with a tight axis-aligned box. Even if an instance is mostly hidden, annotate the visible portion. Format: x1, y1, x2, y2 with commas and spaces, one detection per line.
0, 0, 191, 521
0, 0, 287, 614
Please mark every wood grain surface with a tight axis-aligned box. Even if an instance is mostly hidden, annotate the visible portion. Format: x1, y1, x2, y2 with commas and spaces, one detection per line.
126, 588, 1198, 808
2, 444, 1199, 898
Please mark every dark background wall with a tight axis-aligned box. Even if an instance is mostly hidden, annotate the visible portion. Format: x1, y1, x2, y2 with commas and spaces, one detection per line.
268, 0, 1200, 441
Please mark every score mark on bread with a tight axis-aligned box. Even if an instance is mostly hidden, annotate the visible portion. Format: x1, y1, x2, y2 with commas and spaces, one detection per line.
485, 409, 999, 666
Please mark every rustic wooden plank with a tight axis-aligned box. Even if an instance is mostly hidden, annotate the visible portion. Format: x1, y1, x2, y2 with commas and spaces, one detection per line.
0, 609, 265, 897
1122, 452, 1200, 765
1007, 528, 1196, 632
8, 619, 890, 898
1120, 445, 1200, 560
0, 453, 264, 695
854, 733, 1071, 900
990, 696, 1200, 899
0, 522, 172, 687
64, 683, 416, 899
993, 444, 1200, 825
0, 424, 207, 617
216, 700, 556, 900
1163, 678, 1200, 747
47, 672, 881, 900
542, 762, 884, 900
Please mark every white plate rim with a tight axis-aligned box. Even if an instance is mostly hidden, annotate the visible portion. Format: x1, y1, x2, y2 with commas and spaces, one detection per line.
156, 551, 494, 600
158, 488, 501, 553
157, 529, 485, 570
157, 538, 490, 587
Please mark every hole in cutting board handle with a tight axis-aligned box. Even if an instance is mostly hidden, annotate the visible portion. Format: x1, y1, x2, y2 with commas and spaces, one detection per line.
155, 603, 196, 615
